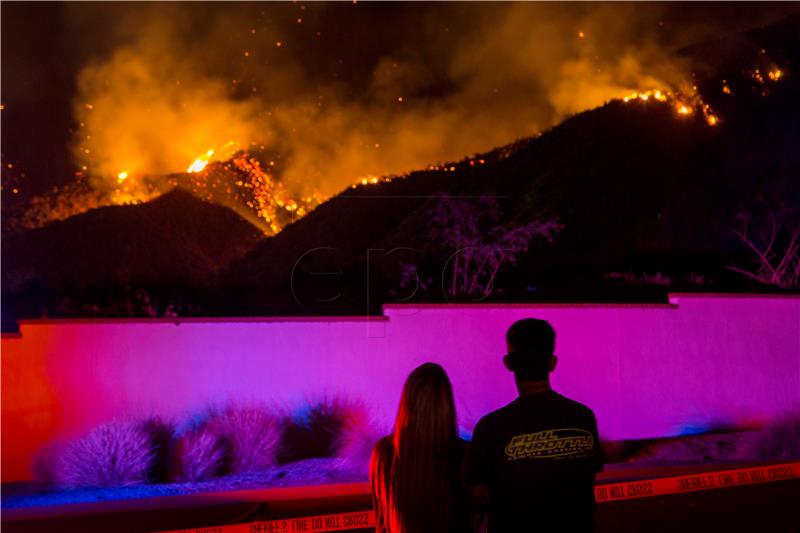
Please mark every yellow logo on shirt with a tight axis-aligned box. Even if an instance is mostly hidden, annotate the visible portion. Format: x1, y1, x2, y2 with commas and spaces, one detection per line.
505, 428, 594, 460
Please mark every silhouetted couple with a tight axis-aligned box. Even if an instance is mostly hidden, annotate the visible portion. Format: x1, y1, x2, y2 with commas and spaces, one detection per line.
370, 318, 603, 533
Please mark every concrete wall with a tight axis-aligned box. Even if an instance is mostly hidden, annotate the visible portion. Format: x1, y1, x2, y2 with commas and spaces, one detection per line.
2, 294, 799, 482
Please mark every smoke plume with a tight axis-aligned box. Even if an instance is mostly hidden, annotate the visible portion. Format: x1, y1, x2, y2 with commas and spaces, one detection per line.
65, 3, 791, 216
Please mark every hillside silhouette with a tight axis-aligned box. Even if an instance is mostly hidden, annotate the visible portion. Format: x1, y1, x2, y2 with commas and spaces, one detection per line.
221, 15, 800, 314
2, 189, 262, 325
3, 14, 799, 324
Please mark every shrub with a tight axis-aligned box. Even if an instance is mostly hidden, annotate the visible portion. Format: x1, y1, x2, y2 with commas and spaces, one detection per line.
209, 405, 283, 474
32, 420, 163, 488
170, 424, 232, 482
170, 404, 282, 481
333, 413, 385, 473
280, 397, 367, 463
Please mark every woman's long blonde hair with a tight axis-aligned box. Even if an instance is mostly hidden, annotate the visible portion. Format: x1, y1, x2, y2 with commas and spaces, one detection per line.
370, 362, 462, 533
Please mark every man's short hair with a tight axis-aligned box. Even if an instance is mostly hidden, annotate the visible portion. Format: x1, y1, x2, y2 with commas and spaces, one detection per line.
505, 318, 556, 381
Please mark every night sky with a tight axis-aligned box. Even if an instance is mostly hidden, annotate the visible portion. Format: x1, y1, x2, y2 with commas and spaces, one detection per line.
2, 2, 797, 202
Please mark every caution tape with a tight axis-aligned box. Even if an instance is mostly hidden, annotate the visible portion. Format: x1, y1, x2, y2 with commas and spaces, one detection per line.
159, 462, 800, 533
594, 461, 800, 503
163, 510, 375, 533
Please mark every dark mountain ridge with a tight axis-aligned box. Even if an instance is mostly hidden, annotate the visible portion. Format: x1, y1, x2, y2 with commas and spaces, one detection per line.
220, 13, 800, 313
2, 189, 263, 324
3, 14, 799, 325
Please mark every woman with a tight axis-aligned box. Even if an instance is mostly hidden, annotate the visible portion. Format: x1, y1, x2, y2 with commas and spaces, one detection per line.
370, 363, 470, 533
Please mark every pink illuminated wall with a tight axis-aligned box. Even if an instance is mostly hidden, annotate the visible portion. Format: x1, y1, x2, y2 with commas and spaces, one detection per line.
2, 294, 799, 481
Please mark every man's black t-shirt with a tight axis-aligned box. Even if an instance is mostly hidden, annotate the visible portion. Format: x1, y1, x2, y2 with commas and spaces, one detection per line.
468, 390, 603, 532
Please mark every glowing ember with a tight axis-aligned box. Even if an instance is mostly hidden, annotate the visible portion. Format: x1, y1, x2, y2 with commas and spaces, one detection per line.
768, 68, 783, 81
749, 67, 786, 85
175, 152, 325, 234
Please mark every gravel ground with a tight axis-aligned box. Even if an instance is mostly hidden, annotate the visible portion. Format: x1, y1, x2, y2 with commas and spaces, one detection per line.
609, 431, 755, 467
1, 458, 367, 509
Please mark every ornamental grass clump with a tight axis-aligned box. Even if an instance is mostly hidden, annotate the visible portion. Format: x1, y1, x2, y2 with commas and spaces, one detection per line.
170, 424, 232, 482
280, 397, 368, 463
208, 404, 284, 474
333, 411, 385, 473
33, 420, 167, 488
170, 404, 283, 481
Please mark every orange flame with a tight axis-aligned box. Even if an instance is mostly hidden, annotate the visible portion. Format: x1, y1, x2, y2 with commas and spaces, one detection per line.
620, 87, 719, 126
187, 150, 215, 173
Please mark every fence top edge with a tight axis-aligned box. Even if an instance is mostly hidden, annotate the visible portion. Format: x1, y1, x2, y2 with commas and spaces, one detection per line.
14, 316, 390, 327
9, 293, 797, 329
383, 303, 680, 310
668, 292, 800, 300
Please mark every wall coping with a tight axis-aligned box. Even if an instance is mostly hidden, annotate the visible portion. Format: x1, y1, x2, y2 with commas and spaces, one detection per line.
383, 302, 679, 310
6, 293, 797, 333
668, 292, 800, 300
15, 316, 389, 327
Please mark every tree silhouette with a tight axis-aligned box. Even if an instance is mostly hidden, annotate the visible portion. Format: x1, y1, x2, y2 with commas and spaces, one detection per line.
428, 193, 561, 297
729, 203, 800, 289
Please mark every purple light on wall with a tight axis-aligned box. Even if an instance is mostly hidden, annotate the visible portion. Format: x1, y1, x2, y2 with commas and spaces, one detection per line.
2, 295, 799, 482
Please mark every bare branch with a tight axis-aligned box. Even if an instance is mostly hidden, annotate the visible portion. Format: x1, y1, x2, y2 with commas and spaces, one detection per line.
427, 194, 561, 297
729, 204, 800, 289
727, 265, 778, 285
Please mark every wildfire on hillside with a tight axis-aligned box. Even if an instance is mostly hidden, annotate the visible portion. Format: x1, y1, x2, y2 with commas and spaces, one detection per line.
185, 141, 240, 175
5, 56, 789, 236
187, 151, 214, 174
174, 152, 325, 234
621, 88, 720, 126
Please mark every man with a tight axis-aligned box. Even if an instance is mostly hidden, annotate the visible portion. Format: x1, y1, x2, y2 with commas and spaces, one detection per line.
468, 318, 603, 532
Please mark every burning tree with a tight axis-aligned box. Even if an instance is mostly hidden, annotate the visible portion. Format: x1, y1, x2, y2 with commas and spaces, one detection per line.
428, 193, 561, 298
729, 205, 800, 289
